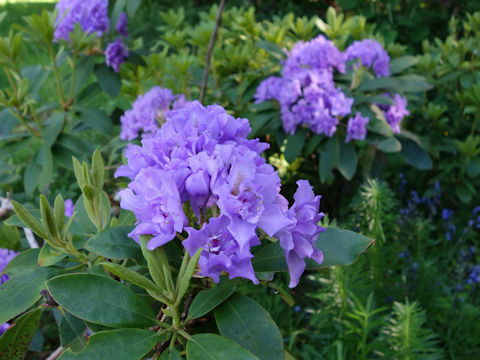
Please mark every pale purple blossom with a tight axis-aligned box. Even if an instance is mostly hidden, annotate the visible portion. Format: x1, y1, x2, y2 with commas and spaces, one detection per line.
274, 180, 325, 288
346, 112, 369, 142
115, 12, 128, 37
385, 94, 409, 133
345, 39, 390, 77
105, 39, 129, 73
183, 216, 258, 283
64, 199, 75, 217
54, 0, 110, 41
0, 248, 18, 284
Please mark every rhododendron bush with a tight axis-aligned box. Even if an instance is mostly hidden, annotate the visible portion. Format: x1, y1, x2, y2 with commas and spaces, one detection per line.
2, 0, 466, 358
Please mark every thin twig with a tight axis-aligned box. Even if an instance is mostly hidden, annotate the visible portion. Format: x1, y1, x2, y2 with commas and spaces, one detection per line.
24, 228, 39, 249
0, 193, 13, 218
46, 346, 63, 360
199, 0, 227, 104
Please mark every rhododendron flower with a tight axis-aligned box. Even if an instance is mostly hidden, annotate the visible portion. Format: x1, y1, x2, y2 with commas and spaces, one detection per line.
346, 112, 369, 142
385, 94, 409, 133
115, 12, 128, 37
54, 0, 110, 41
254, 35, 353, 136
64, 198, 75, 217
105, 39, 129, 73
0, 248, 18, 284
274, 181, 325, 288
184, 216, 259, 283
345, 39, 390, 77
116, 100, 325, 286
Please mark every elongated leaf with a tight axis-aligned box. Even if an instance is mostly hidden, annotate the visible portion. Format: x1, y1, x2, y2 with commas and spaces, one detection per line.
37, 143, 53, 192
42, 113, 64, 147
24, 156, 40, 196
338, 141, 357, 180
400, 140, 433, 170
59, 312, 87, 351
0, 308, 42, 360
38, 243, 67, 266
177, 248, 202, 303
47, 273, 156, 328
0, 267, 61, 324
10, 201, 49, 240
186, 334, 259, 360
58, 329, 159, 360
85, 226, 140, 260
285, 128, 307, 164
215, 294, 283, 360
377, 137, 401, 153
252, 228, 372, 272
94, 64, 121, 98
188, 277, 237, 319
100, 262, 162, 296
75, 107, 113, 134
160, 347, 181, 360
139, 236, 167, 290
389, 56, 419, 74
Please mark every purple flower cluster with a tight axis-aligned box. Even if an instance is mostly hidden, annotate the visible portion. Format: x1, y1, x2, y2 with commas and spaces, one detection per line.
345, 39, 390, 78
54, 0, 110, 41
255, 35, 353, 136
105, 39, 129, 73
119, 86, 190, 141
255, 36, 409, 137
0, 248, 17, 284
64, 198, 75, 217
115, 12, 128, 38
116, 101, 325, 286
346, 112, 369, 142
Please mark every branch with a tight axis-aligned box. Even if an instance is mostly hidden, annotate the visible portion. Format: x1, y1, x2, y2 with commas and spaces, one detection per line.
199, 0, 227, 104
46, 346, 63, 360
0, 193, 13, 218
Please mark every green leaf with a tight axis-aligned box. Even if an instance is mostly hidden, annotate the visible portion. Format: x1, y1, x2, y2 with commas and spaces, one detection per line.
40, 194, 58, 239
38, 243, 67, 267
400, 140, 433, 170
37, 143, 53, 191
284, 128, 307, 164
0, 266, 60, 324
160, 347, 181, 360
54, 194, 65, 235
389, 56, 419, 74
42, 112, 64, 147
0, 308, 42, 359
85, 226, 141, 260
139, 236, 167, 290
46, 273, 156, 328
11, 201, 49, 240
308, 228, 373, 267
467, 157, 480, 177
2, 248, 39, 276
176, 248, 202, 304
252, 228, 372, 272
377, 137, 401, 153
188, 277, 237, 319
215, 294, 283, 360
318, 136, 339, 183
100, 262, 164, 298
58, 329, 159, 360
338, 141, 357, 180
0, 224, 20, 250
94, 64, 121, 99
75, 107, 113, 134
59, 312, 87, 351
73, 56, 95, 96
126, 0, 142, 15
111, 0, 126, 27
91, 149, 105, 190
69, 196, 97, 236
186, 333, 259, 360
456, 186, 472, 203
24, 156, 40, 196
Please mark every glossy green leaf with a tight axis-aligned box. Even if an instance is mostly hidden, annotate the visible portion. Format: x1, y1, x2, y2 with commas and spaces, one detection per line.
159, 347, 181, 360
75, 107, 113, 134
10, 201, 48, 240
389, 55, 419, 74
400, 140, 433, 170
58, 329, 159, 360
85, 226, 140, 260
215, 294, 284, 360
252, 228, 372, 272
0, 266, 60, 324
377, 137, 401, 153
0, 308, 42, 360
338, 141, 357, 180
188, 277, 237, 319
59, 312, 87, 351
94, 64, 121, 98
285, 128, 307, 164
38, 243, 67, 267
318, 136, 339, 183
42, 113, 64, 147
186, 334, 259, 360
46, 273, 156, 328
